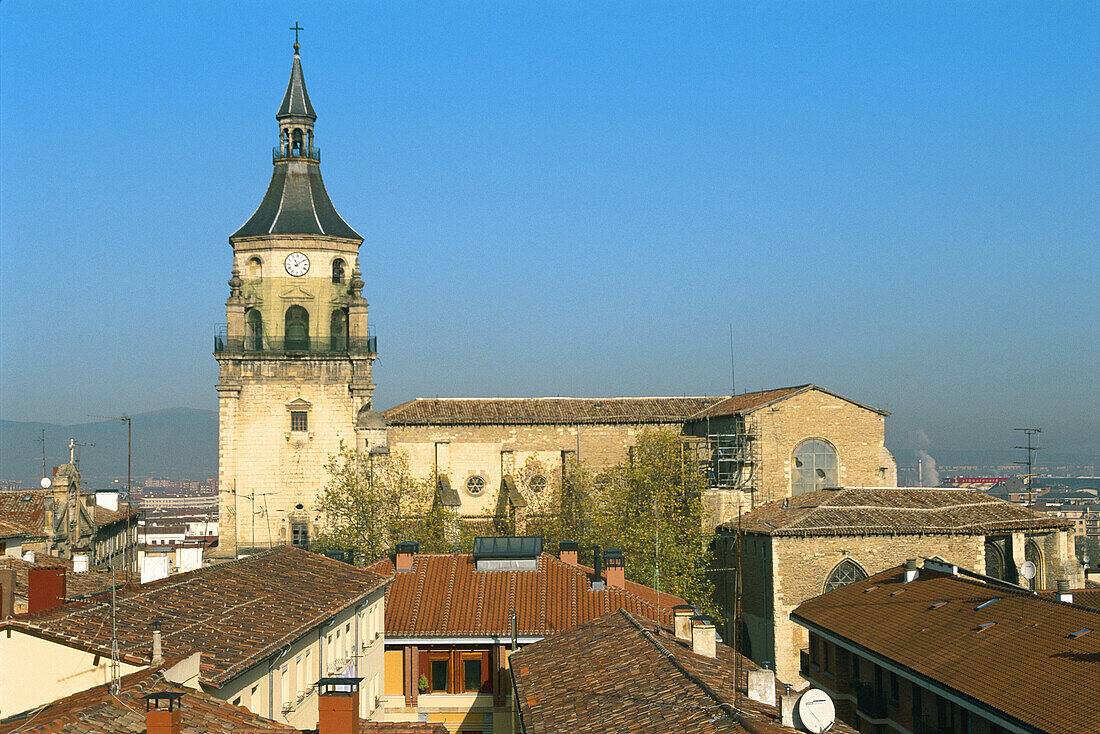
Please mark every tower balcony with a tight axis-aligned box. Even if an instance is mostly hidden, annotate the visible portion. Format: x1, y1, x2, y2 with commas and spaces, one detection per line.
273, 146, 321, 163
214, 324, 375, 356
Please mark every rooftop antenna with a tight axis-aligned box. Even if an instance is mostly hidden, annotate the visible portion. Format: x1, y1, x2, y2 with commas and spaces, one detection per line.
68, 438, 95, 469
35, 429, 47, 480
90, 415, 133, 571
728, 323, 736, 396
1013, 428, 1042, 499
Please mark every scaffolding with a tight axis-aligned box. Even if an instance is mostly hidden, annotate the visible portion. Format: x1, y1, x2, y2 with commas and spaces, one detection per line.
700, 415, 759, 493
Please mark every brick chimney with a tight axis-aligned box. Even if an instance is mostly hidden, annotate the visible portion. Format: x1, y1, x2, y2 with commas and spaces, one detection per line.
317, 677, 362, 734
395, 541, 419, 572
28, 567, 66, 613
0, 567, 15, 619
144, 691, 183, 734
603, 548, 625, 589
673, 605, 694, 640
691, 616, 716, 658
559, 540, 578, 566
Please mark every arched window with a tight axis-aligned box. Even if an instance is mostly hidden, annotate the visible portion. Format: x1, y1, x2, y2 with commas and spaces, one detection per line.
792, 439, 838, 496
330, 308, 348, 351
245, 309, 263, 351
1025, 540, 1044, 590
285, 305, 310, 351
823, 559, 868, 594
985, 541, 1005, 580
332, 258, 346, 284
247, 256, 262, 278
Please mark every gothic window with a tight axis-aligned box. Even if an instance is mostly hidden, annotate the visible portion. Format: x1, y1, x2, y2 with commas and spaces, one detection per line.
528, 475, 547, 494
245, 309, 263, 351
823, 559, 868, 594
1025, 540, 1044, 590
332, 258, 346, 283
792, 439, 838, 496
247, 256, 262, 278
466, 476, 486, 496
285, 305, 310, 351
330, 308, 348, 351
985, 541, 1005, 580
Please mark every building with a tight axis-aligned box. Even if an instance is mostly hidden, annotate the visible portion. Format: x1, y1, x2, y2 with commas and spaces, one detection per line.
792, 559, 1100, 734
366, 538, 688, 733
713, 487, 1081, 687
0, 546, 388, 728
214, 41, 379, 559
0, 552, 136, 617
510, 607, 857, 734
383, 384, 897, 530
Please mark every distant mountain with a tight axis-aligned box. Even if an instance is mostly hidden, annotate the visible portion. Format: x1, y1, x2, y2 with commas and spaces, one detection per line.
0, 408, 217, 487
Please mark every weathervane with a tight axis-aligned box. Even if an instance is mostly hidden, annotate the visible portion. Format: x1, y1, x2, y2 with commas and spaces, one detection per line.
290, 22, 303, 52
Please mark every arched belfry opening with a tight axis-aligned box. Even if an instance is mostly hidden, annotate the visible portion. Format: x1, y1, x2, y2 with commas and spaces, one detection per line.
330, 308, 348, 351
285, 305, 310, 351
245, 309, 263, 351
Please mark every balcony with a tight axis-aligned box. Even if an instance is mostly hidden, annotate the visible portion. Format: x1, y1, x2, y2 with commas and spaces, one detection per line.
852, 682, 890, 720
214, 324, 376, 356
273, 146, 320, 163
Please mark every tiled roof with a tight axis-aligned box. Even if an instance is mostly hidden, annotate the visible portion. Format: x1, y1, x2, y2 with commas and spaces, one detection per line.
792, 564, 1100, 734
1, 546, 389, 687
0, 555, 136, 600
1040, 587, 1100, 611
367, 552, 686, 637
0, 518, 29, 537
383, 396, 723, 426
683, 384, 810, 419
360, 725, 447, 734
725, 487, 1073, 536
0, 665, 294, 734
510, 609, 857, 734
0, 489, 139, 537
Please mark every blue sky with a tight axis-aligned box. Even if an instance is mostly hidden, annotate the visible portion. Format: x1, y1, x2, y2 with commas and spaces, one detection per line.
2, 2, 1097, 462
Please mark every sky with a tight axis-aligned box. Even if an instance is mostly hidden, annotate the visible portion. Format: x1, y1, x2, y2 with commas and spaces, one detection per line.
1, 2, 1097, 464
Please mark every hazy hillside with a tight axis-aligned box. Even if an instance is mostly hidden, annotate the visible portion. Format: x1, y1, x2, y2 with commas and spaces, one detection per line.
0, 408, 217, 487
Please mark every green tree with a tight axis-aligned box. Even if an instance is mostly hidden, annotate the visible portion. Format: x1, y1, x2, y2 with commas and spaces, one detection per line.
314, 444, 431, 563
587, 429, 715, 613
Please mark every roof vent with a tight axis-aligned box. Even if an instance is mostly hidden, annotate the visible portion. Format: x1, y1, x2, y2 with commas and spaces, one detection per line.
472, 536, 542, 571
1057, 579, 1074, 604
904, 558, 918, 583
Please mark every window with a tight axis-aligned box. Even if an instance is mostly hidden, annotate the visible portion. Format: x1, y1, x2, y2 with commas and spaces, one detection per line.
330, 308, 348, 350
247, 256, 262, 278
296, 655, 304, 697
823, 559, 869, 594
463, 656, 482, 692
466, 476, 485, 496
291, 523, 309, 548
332, 258, 346, 283
232, 696, 241, 706
1025, 539, 1044, 590
303, 650, 311, 691
985, 541, 1005, 580
528, 475, 547, 493
246, 309, 264, 350
291, 411, 308, 432
792, 439, 838, 495
280, 665, 290, 707
285, 305, 310, 351
419, 649, 492, 695
430, 656, 449, 693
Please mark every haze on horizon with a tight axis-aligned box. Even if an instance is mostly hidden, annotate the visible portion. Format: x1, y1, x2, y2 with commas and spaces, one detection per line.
1, 2, 1097, 462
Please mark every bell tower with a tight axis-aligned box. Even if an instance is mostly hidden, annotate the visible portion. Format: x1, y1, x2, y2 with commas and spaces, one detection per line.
214, 40, 377, 557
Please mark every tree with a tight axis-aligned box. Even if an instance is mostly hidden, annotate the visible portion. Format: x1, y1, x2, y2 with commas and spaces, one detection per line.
313, 443, 431, 563
586, 429, 716, 614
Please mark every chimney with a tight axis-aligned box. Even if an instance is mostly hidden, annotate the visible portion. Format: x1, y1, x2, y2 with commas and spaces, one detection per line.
317, 677, 361, 734
780, 691, 798, 728
747, 668, 776, 706
559, 540, 578, 566
152, 618, 164, 665
591, 545, 604, 590
73, 553, 89, 573
28, 567, 66, 613
22, 550, 35, 563
904, 558, 918, 583
603, 548, 625, 589
673, 605, 694, 641
0, 568, 15, 619
96, 490, 119, 512
395, 541, 419, 572
1057, 579, 1074, 604
144, 691, 183, 734
691, 616, 716, 658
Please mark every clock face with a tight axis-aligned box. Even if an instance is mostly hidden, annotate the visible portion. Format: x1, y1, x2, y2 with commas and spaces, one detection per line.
285, 252, 310, 277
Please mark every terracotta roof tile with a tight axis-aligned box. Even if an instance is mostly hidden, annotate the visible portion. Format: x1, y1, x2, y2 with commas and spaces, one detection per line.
383, 396, 723, 426
792, 565, 1100, 734
368, 552, 686, 637
0, 555, 136, 600
0, 488, 139, 537
1, 546, 388, 687
725, 487, 1073, 536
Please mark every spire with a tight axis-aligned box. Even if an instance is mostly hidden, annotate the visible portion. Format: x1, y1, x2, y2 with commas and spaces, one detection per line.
277, 45, 317, 121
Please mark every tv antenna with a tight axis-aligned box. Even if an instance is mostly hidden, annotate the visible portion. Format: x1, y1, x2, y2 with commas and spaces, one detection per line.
68, 438, 95, 468
1013, 427, 1042, 493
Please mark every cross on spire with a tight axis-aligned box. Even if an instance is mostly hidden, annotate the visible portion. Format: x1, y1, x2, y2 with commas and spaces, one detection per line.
290, 22, 303, 51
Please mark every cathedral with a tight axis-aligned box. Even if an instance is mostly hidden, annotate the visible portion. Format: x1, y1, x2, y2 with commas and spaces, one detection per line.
214, 47, 896, 558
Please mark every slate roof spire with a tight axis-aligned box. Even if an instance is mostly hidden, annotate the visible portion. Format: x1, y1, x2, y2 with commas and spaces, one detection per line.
277, 41, 317, 121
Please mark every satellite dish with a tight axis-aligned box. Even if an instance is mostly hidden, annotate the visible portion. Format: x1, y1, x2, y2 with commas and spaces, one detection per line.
40, 477, 52, 489
1020, 561, 1037, 580
797, 688, 835, 734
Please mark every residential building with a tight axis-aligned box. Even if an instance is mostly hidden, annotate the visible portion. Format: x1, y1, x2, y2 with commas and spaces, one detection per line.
0, 553, 135, 616
792, 559, 1099, 734
367, 538, 688, 733
510, 607, 857, 734
0, 546, 388, 728
713, 487, 1080, 686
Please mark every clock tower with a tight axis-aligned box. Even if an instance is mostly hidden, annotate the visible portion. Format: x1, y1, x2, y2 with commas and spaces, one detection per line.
214, 41, 378, 557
